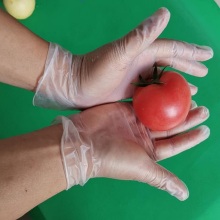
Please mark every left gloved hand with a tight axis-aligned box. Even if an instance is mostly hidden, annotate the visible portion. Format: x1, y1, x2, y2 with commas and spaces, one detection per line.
33, 8, 213, 109
58, 102, 209, 201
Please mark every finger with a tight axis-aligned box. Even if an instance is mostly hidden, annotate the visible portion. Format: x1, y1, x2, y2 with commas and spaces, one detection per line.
154, 125, 210, 161
150, 39, 213, 61
156, 58, 208, 77
188, 83, 198, 95
190, 100, 197, 109
121, 8, 170, 58
137, 159, 188, 201
151, 106, 209, 139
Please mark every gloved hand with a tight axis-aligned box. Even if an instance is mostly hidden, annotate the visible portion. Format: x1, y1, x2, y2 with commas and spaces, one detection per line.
57, 102, 209, 201
33, 8, 213, 109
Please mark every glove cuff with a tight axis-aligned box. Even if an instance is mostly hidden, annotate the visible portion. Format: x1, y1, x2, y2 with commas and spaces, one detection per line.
33, 43, 77, 110
58, 116, 101, 189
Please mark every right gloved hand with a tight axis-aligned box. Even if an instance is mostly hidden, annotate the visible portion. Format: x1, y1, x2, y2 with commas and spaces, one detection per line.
57, 101, 209, 201
33, 8, 213, 110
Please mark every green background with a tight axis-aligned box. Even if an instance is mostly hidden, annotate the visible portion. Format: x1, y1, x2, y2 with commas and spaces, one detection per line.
0, 0, 220, 219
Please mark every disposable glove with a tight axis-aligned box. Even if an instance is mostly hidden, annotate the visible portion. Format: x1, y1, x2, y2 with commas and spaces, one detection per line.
33, 8, 213, 109
57, 102, 209, 201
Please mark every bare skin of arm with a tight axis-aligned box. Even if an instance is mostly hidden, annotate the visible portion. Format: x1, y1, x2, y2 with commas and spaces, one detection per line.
0, 124, 66, 219
0, 8, 48, 90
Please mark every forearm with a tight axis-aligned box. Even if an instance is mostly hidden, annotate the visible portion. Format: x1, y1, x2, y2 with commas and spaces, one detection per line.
0, 8, 49, 90
0, 124, 66, 219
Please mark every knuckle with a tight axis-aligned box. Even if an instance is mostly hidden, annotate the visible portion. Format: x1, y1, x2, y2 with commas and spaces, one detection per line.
172, 41, 179, 58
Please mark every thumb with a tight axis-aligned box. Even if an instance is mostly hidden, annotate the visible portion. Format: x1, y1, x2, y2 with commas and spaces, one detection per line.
119, 7, 170, 59
137, 159, 189, 201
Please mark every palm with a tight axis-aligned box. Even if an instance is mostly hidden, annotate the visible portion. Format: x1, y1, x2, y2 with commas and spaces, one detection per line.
71, 102, 209, 200
80, 45, 155, 104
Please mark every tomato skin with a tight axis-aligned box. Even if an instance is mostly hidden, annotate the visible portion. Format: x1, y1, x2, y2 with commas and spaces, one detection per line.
133, 71, 191, 131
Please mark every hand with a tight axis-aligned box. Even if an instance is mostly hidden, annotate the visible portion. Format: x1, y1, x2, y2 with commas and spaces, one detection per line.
33, 8, 213, 109
58, 101, 209, 201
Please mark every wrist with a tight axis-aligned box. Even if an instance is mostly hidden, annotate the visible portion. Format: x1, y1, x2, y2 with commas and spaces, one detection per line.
0, 9, 49, 90
58, 115, 101, 189
0, 124, 66, 218
33, 43, 80, 110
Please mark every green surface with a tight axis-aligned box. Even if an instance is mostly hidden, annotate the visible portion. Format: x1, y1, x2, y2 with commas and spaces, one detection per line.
0, 0, 220, 220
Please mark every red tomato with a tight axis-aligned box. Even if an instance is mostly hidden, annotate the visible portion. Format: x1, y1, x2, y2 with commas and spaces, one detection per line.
133, 71, 191, 131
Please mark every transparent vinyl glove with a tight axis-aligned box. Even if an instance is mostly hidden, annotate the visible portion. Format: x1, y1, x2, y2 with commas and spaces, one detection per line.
57, 102, 209, 201
33, 8, 213, 109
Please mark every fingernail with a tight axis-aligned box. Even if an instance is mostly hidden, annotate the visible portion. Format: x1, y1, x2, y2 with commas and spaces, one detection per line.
176, 191, 189, 201
196, 45, 212, 50
194, 44, 214, 57
159, 7, 170, 14
171, 187, 189, 201
200, 107, 210, 119
152, 7, 170, 22
188, 82, 198, 88
188, 83, 198, 92
199, 125, 210, 138
167, 179, 189, 201
191, 100, 197, 108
